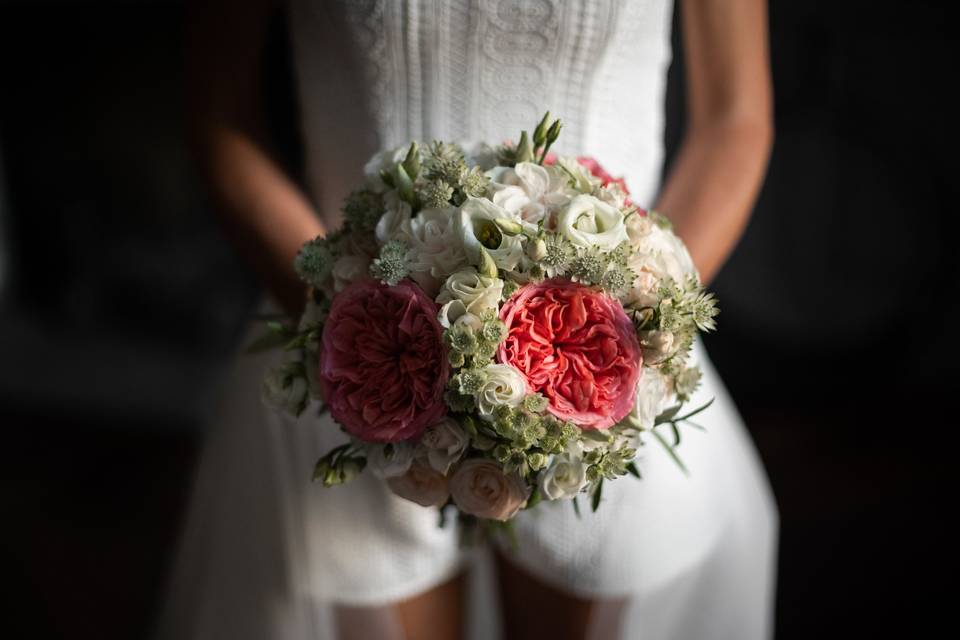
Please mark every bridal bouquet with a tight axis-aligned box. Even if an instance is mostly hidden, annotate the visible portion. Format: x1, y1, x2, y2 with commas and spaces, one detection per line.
258, 113, 718, 531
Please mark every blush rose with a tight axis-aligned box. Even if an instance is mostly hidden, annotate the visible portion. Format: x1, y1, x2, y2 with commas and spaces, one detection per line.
497, 279, 642, 429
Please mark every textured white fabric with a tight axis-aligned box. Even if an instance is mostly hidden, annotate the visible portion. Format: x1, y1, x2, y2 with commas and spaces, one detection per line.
157, 1, 778, 638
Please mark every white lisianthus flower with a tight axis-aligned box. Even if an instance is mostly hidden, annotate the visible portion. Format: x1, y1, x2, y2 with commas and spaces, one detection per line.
476, 364, 527, 419
555, 155, 602, 193
375, 192, 413, 245
363, 145, 408, 193
458, 197, 524, 270
556, 194, 629, 250
261, 362, 308, 416
419, 417, 468, 473
489, 162, 576, 226
396, 207, 467, 295
367, 441, 415, 479
436, 299, 484, 331
632, 366, 674, 431
540, 454, 589, 500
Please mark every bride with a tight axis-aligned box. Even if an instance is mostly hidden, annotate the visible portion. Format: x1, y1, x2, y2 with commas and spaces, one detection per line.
159, 1, 777, 638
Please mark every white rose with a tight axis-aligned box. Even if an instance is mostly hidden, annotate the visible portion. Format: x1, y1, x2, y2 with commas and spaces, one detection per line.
367, 441, 415, 479
391, 207, 468, 295
331, 254, 370, 292
436, 268, 503, 317
638, 330, 676, 365
449, 459, 529, 521
556, 194, 629, 250
457, 197, 524, 270
363, 145, 408, 193
476, 364, 527, 419
540, 454, 588, 500
628, 223, 698, 285
419, 418, 468, 473
375, 192, 412, 245
260, 362, 308, 416
632, 366, 674, 431
386, 460, 450, 507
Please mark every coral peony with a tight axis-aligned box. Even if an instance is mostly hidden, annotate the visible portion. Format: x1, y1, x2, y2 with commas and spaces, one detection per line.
498, 279, 642, 429
319, 279, 449, 442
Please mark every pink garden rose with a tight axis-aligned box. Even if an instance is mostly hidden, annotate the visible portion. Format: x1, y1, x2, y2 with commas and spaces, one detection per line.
319, 279, 449, 442
497, 279, 642, 429
449, 459, 529, 521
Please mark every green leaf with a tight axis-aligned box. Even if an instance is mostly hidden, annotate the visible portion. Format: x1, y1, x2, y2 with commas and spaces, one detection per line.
651, 429, 689, 476
626, 462, 641, 479
671, 422, 682, 448
244, 330, 292, 354
675, 397, 715, 423
591, 478, 604, 512
572, 495, 582, 519
524, 486, 542, 510
654, 404, 683, 426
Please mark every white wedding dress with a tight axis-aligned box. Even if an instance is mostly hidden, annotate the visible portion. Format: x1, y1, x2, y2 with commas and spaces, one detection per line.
157, 1, 778, 638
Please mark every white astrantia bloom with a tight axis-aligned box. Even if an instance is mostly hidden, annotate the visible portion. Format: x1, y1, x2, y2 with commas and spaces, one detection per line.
436, 268, 503, 318
363, 145, 409, 192
556, 194, 629, 250
419, 417, 469, 473
540, 452, 589, 500
367, 441, 415, 479
375, 191, 413, 245
476, 364, 527, 419
458, 197, 525, 270
632, 366, 674, 431
396, 207, 468, 296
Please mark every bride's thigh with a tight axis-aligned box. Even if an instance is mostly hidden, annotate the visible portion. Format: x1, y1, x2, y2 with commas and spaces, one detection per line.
494, 551, 627, 640
334, 571, 467, 640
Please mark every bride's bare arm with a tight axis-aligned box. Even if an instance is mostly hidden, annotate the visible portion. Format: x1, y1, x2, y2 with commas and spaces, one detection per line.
186, 0, 324, 313
655, 0, 774, 285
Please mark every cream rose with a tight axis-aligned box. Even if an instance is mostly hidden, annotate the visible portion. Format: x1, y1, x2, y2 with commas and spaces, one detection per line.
375, 192, 413, 245
367, 441, 415, 479
556, 194, 629, 250
397, 207, 468, 295
386, 460, 450, 507
457, 197, 524, 270
436, 268, 503, 316
540, 454, 588, 500
475, 364, 527, 418
419, 418, 468, 473
449, 459, 529, 521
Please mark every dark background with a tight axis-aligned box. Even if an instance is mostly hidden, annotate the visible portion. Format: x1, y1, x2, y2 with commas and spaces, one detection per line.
0, 1, 955, 638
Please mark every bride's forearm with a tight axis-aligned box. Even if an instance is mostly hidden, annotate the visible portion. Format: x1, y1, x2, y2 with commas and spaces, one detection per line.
194, 122, 324, 313
655, 116, 772, 285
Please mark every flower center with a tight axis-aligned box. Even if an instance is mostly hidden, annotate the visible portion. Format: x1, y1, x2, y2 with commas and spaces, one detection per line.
473, 219, 502, 249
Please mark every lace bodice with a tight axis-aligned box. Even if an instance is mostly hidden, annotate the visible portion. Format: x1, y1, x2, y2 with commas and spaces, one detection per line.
288, 0, 674, 226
